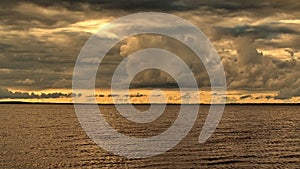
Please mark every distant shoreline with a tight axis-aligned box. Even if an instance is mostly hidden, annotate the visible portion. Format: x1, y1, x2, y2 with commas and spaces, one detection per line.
0, 101, 299, 105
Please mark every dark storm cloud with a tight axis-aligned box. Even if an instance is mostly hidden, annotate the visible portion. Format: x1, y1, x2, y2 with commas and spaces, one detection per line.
73, 0, 300, 13
185, 0, 300, 16
215, 25, 299, 40
4, 0, 300, 15
77, 0, 184, 11
4, 0, 185, 11
240, 95, 252, 100
9, 0, 300, 13
0, 88, 76, 99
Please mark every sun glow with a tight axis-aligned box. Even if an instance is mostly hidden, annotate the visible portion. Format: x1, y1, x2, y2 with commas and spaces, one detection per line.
65, 19, 112, 34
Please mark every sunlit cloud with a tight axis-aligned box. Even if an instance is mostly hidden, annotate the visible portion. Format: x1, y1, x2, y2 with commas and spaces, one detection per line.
278, 19, 300, 24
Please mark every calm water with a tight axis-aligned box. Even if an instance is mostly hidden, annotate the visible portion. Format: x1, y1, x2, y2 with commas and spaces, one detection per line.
1, 104, 299, 168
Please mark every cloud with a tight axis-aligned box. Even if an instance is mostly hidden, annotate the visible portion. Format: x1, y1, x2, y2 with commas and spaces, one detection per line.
0, 88, 36, 99
117, 34, 210, 88
285, 49, 297, 60
275, 76, 300, 99
220, 33, 300, 100
30, 0, 189, 11
89, 0, 184, 11
15, 79, 35, 85
240, 95, 252, 100
234, 36, 263, 65
0, 88, 76, 99
0, 2, 95, 90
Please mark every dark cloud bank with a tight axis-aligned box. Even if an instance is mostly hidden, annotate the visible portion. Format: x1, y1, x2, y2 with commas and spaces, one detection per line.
0, 88, 76, 99
0, 87, 146, 99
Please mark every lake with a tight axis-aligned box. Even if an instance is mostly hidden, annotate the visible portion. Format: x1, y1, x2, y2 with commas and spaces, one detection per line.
1, 104, 299, 168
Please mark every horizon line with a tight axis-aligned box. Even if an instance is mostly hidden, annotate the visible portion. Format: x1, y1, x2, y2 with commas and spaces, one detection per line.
0, 101, 299, 105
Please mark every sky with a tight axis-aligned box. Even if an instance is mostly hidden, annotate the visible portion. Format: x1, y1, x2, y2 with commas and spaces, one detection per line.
0, 0, 299, 103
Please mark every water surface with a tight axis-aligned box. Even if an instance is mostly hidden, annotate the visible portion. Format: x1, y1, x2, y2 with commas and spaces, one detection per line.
1, 104, 299, 168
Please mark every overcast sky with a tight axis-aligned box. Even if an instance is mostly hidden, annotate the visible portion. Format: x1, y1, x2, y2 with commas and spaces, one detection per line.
0, 0, 299, 102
